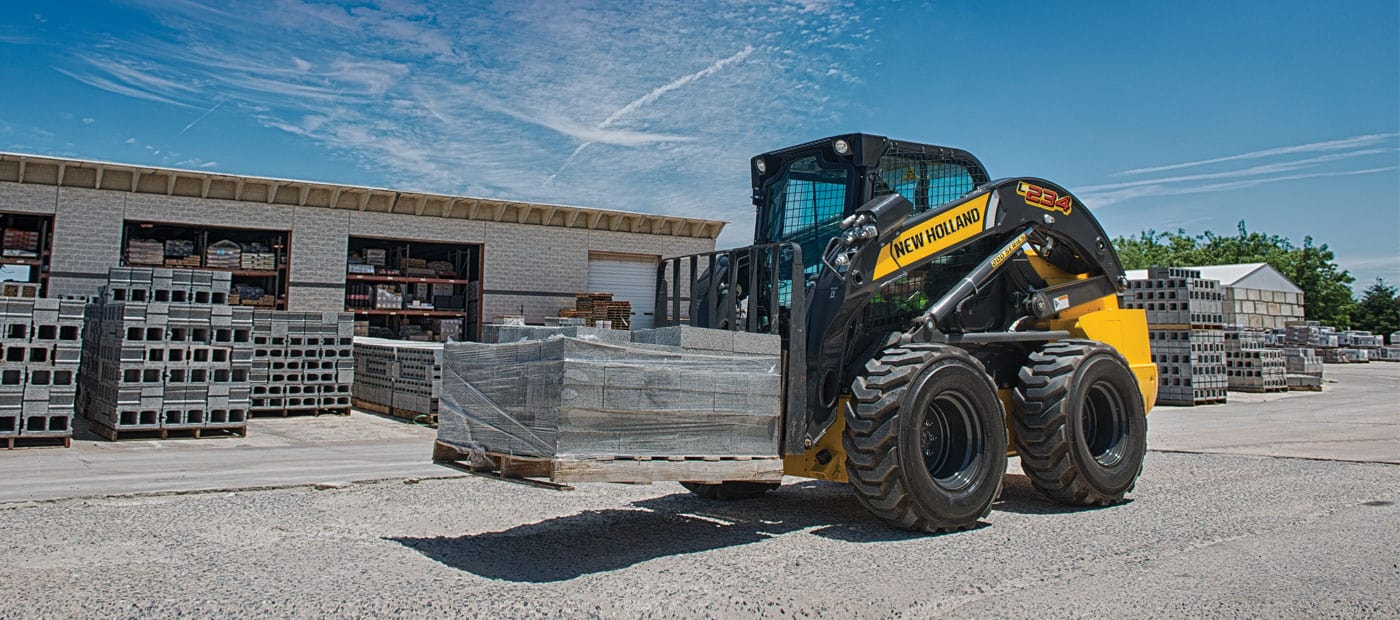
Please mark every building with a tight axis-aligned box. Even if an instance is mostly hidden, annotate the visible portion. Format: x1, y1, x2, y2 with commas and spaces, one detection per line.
0, 152, 721, 339
1126, 263, 1305, 329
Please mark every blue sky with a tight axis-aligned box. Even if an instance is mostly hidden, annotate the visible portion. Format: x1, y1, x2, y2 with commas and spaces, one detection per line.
1, 0, 1397, 287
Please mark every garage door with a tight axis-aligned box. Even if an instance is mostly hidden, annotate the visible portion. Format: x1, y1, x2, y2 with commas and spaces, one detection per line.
587, 253, 658, 330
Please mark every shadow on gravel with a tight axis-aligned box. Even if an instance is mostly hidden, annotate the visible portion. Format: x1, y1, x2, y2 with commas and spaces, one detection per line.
390, 481, 968, 582
993, 474, 1135, 515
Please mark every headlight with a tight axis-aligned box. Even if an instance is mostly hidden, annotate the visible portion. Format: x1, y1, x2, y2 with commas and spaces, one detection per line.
755, 158, 766, 174
833, 139, 850, 155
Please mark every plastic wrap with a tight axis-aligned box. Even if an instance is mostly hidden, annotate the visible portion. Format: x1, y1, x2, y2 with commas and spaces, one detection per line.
438, 336, 782, 459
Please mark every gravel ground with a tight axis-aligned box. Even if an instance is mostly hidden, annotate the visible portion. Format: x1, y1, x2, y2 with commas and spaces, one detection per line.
1, 451, 1396, 618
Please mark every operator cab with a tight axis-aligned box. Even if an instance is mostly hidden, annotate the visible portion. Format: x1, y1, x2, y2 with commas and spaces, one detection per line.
750, 134, 991, 268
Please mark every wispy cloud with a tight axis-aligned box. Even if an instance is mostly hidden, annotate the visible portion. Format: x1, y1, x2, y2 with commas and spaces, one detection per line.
47, 0, 867, 244
551, 45, 756, 180
54, 67, 196, 109
1118, 133, 1400, 176
1082, 132, 1400, 209
1082, 166, 1398, 207
1081, 148, 1392, 192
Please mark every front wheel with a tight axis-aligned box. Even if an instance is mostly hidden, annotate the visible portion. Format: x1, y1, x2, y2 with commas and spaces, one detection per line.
1012, 339, 1147, 505
844, 344, 1008, 533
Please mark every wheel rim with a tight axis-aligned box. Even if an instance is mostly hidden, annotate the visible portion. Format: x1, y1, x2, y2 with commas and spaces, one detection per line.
1082, 380, 1128, 467
920, 390, 982, 491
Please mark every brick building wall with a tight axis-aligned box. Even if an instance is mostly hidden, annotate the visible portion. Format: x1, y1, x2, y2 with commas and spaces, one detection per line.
0, 180, 716, 324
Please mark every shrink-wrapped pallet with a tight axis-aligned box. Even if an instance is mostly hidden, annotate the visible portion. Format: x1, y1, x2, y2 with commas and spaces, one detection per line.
438, 336, 781, 459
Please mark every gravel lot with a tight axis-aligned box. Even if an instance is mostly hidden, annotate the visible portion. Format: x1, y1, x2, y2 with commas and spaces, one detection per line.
0, 364, 1396, 618
1, 451, 1396, 618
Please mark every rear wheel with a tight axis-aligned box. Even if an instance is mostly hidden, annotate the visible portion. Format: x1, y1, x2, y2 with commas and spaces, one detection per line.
680, 481, 780, 500
844, 344, 1008, 533
1012, 339, 1147, 505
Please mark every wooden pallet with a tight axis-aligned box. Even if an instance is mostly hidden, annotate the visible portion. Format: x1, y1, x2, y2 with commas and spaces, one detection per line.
432, 441, 783, 485
1287, 384, 1323, 392
1229, 386, 1289, 393
89, 422, 247, 441
249, 407, 351, 418
3, 435, 72, 449
352, 398, 437, 426
1157, 398, 1228, 406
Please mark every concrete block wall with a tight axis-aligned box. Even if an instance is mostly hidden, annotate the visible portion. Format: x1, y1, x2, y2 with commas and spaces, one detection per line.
51, 188, 127, 298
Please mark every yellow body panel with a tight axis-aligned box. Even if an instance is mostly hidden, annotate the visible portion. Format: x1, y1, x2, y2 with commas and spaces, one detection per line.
783, 407, 848, 482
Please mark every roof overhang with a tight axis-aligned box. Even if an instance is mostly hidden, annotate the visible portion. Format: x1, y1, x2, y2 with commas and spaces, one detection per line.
0, 152, 725, 240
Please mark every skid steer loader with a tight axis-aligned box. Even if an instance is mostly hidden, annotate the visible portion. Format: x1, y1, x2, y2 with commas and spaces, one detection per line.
652, 133, 1156, 532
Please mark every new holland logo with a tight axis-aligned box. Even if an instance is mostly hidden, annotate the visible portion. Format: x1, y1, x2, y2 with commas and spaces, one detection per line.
1017, 182, 1073, 215
873, 193, 990, 281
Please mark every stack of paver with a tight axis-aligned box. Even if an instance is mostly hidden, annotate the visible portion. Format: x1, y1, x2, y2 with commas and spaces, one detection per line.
248, 312, 355, 416
351, 337, 441, 423
79, 267, 254, 440
1125, 267, 1227, 406
438, 325, 782, 463
1224, 327, 1287, 393
1283, 347, 1324, 390
0, 298, 84, 448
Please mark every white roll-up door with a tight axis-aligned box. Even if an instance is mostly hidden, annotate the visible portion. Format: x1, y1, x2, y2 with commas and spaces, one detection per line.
586, 253, 658, 330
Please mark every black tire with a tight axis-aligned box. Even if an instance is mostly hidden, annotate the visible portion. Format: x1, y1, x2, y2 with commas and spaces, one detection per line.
1012, 339, 1147, 505
680, 481, 780, 500
844, 344, 1008, 533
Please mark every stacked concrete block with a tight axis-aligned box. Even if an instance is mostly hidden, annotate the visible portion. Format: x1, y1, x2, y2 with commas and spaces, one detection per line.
1339, 331, 1383, 349
1284, 347, 1323, 390
1320, 347, 1351, 364
1373, 347, 1400, 362
1128, 269, 1227, 406
1225, 349, 1287, 392
1223, 286, 1305, 330
1149, 329, 1227, 406
0, 298, 84, 447
79, 267, 252, 439
1339, 348, 1370, 363
350, 337, 441, 421
248, 311, 354, 415
1120, 268, 1225, 327
438, 328, 782, 459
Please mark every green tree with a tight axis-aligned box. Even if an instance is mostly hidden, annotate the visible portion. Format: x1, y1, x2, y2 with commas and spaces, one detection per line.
1351, 279, 1400, 341
1113, 221, 1356, 329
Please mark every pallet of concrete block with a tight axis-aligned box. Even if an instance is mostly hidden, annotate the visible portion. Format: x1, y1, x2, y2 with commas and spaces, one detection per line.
1374, 346, 1400, 362
1283, 347, 1324, 391
1319, 347, 1350, 364
248, 311, 355, 417
1121, 267, 1225, 328
1226, 348, 1287, 393
78, 268, 254, 441
351, 337, 440, 424
1148, 328, 1227, 406
435, 326, 783, 484
0, 298, 84, 448
1340, 330, 1384, 349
